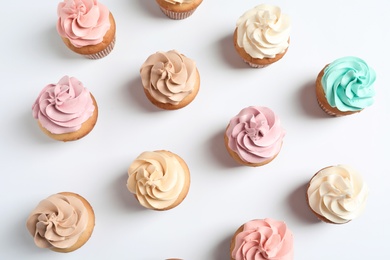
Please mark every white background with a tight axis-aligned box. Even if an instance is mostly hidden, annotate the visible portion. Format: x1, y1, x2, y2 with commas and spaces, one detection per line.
1, 0, 389, 259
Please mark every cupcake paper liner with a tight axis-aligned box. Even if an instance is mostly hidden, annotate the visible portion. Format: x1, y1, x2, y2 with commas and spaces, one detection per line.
159, 7, 195, 20
84, 36, 116, 60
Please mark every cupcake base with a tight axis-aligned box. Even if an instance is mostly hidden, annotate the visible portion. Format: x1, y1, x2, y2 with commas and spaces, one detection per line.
233, 28, 288, 68
155, 0, 202, 20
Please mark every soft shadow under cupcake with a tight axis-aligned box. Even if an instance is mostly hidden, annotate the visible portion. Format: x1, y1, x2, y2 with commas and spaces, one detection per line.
288, 182, 320, 224
209, 129, 241, 169
219, 33, 249, 69
114, 172, 145, 212
127, 76, 163, 112
299, 80, 330, 118
213, 234, 232, 260
136, 0, 166, 18
47, 26, 80, 59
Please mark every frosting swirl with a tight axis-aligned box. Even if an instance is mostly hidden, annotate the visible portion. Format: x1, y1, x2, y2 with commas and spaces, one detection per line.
226, 106, 285, 164
57, 0, 111, 48
236, 4, 291, 59
140, 50, 197, 105
127, 151, 186, 210
307, 165, 369, 224
26, 193, 88, 249
232, 219, 294, 260
32, 76, 95, 134
321, 56, 376, 112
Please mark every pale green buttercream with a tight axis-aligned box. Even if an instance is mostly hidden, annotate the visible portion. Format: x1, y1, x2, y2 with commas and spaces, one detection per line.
322, 56, 376, 111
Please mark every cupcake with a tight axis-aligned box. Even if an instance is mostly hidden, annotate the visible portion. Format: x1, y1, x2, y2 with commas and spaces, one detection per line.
316, 56, 376, 116
127, 150, 190, 211
56, 0, 116, 59
224, 106, 285, 167
155, 0, 203, 20
140, 50, 200, 110
230, 219, 294, 260
306, 165, 369, 224
26, 192, 95, 253
234, 4, 291, 68
32, 76, 98, 142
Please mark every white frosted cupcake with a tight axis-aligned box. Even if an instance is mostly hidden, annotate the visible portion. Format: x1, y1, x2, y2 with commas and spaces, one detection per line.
307, 165, 368, 224
233, 4, 291, 68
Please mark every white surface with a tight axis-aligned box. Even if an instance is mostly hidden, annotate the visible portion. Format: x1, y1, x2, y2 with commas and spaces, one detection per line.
1, 0, 389, 259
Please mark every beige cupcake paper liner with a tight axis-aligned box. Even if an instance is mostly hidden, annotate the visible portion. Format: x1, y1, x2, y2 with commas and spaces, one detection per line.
242, 59, 269, 68
160, 7, 196, 20
84, 37, 116, 59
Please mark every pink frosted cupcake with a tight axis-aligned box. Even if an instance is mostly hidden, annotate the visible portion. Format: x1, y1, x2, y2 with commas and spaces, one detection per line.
32, 76, 98, 142
56, 0, 116, 59
224, 106, 285, 167
230, 219, 294, 260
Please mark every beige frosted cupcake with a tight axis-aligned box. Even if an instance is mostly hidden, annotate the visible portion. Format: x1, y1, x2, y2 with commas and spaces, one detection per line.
234, 4, 291, 68
57, 0, 116, 59
26, 192, 95, 253
127, 150, 190, 211
230, 219, 294, 260
224, 106, 285, 167
316, 56, 376, 116
306, 165, 369, 224
156, 0, 203, 20
140, 50, 200, 110
32, 76, 98, 142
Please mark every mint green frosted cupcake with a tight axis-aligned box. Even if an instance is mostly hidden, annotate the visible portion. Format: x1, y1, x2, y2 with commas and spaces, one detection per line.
316, 56, 376, 116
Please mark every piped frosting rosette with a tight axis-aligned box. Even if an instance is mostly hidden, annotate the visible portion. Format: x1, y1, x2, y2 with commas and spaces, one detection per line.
56, 0, 111, 48
307, 165, 369, 224
321, 56, 376, 112
140, 50, 197, 105
32, 76, 95, 134
26, 193, 88, 249
127, 151, 187, 210
236, 4, 291, 59
226, 106, 285, 165
231, 219, 294, 260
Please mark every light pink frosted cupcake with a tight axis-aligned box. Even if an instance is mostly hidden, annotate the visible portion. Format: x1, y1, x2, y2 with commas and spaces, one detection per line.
224, 106, 285, 167
230, 219, 294, 260
56, 0, 116, 59
32, 76, 98, 142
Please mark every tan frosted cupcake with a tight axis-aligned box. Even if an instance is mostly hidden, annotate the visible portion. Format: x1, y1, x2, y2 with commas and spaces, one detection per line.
57, 0, 116, 59
32, 76, 98, 142
230, 219, 294, 260
26, 192, 95, 253
224, 106, 285, 167
316, 56, 376, 116
156, 0, 203, 20
140, 50, 200, 110
234, 4, 291, 68
127, 150, 190, 211
306, 165, 369, 224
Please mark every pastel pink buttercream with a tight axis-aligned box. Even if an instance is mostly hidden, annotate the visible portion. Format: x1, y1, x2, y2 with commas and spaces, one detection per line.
226, 106, 285, 164
32, 76, 95, 134
56, 0, 110, 48
232, 219, 294, 260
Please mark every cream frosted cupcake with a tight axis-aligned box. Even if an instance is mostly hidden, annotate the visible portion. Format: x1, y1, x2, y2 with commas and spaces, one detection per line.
234, 4, 291, 68
140, 50, 200, 110
224, 106, 285, 167
230, 219, 294, 260
306, 165, 369, 224
127, 150, 190, 211
156, 0, 203, 20
32, 76, 98, 142
316, 56, 376, 116
57, 0, 116, 59
26, 192, 95, 253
